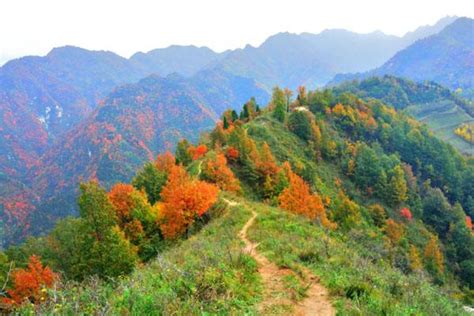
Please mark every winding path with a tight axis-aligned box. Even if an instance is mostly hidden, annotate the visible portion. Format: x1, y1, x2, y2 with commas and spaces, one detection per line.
228, 199, 335, 315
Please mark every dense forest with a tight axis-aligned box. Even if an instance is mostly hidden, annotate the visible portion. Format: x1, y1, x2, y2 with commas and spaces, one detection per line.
1, 86, 473, 314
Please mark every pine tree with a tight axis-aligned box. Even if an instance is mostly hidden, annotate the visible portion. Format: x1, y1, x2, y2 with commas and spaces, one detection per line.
231, 110, 239, 122
223, 115, 230, 129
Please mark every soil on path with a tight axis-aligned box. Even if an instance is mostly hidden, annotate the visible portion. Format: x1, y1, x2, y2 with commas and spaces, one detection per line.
232, 200, 335, 316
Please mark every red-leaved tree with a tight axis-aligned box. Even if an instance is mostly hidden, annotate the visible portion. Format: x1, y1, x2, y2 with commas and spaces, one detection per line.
2, 256, 57, 307
160, 165, 219, 238
400, 207, 413, 221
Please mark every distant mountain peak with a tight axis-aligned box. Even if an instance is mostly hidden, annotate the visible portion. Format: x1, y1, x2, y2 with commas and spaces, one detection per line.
47, 45, 121, 59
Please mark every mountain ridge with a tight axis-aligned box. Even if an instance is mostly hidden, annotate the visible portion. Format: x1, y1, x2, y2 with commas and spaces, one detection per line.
330, 17, 474, 98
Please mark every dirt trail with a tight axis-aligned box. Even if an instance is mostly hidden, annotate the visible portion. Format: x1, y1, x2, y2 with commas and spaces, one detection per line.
234, 202, 335, 316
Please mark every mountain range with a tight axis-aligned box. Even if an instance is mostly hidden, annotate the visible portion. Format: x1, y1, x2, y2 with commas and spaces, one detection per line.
331, 17, 474, 98
1, 15, 473, 247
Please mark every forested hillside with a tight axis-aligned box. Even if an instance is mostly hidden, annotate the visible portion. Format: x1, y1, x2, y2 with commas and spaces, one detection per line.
332, 76, 474, 154
0, 69, 268, 246
1, 87, 473, 314
0, 17, 466, 249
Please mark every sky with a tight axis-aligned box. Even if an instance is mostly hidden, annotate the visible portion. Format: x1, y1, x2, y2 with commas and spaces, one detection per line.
0, 0, 473, 65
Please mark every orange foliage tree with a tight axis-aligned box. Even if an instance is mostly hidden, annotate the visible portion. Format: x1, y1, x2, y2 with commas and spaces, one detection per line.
108, 183, 157, 244
201, 153, 241, 192
466, 216, 473, 232
188, 144, 208, 160
278, 163, 335, 229
225, 146, 239, 162
160, 165, 219, 239
155, 151, 176, 173
2, 256, 57, 306
256, 142, 279, 178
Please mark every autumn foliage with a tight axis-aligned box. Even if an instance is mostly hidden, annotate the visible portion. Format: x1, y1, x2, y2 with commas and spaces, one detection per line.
384, 219, 404, 245
108, 183, 157, 244
256, 143, 279, 178
108, 183, 137, 221
466, 216, 473, 231
155, 151, 176, 173
225, 146, 240, 161
201, 153, 241, 192
189, 144, 208, 160
424, 236, 445, 273
160, 165, 219, 239
400, 207, 413, 221
2, 256, 56, 307
278, 162, 335, 229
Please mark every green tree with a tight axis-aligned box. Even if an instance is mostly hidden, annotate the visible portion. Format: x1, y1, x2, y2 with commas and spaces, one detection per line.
223, 115, 230, 129
308, 90, 333, 113
0, 251, 10, 288
175, 139, 193, 166
387, 165, 408, 206
460, 260, 474, 288
272, 87, 286, 123
422, 188, 456, 238
132, 162, 168, 204
288, 111, 314, 141
231, 110, 239, 122
46, 217, 87, 280
77, 182, 138, 279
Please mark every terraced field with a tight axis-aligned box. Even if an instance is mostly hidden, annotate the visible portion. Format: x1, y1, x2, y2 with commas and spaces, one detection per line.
406, 100, 474, 155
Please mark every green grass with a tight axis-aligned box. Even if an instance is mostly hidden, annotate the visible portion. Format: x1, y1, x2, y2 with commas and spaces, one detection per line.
22, 196, 263, 315
246, 200, 468, 316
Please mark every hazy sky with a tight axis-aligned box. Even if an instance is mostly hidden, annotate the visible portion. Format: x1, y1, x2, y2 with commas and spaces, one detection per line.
0, 0, 473, 65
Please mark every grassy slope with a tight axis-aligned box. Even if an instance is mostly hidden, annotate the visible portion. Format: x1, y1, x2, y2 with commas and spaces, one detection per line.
406, 100, 474, 155
23, 197, 262, 315
247, 200, 467, 315
243, 113, 467, 314
22, 112, 470, 315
